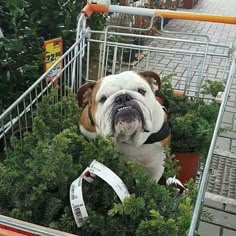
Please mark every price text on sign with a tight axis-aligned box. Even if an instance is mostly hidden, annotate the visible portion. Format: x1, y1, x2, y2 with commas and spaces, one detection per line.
45, 52, 61, 63
44, 37, 63, 79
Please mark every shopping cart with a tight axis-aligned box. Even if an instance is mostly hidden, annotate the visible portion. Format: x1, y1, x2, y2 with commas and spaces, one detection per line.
0, 1, 236, 235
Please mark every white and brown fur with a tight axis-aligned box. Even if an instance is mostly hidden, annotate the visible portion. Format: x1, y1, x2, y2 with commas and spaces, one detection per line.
77, 71, 170, 182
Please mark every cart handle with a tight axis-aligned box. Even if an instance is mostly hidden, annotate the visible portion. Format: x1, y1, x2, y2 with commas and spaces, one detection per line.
82, 3, 236, 24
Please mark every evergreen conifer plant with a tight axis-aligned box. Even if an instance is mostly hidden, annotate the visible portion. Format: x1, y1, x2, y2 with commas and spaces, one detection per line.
0, 89, 197, 236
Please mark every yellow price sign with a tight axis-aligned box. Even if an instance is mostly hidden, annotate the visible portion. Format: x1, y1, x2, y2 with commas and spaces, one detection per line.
44, 37, 63, 82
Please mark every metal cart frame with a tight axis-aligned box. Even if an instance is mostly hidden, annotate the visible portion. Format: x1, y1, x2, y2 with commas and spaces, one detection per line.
1, 1, 236, 235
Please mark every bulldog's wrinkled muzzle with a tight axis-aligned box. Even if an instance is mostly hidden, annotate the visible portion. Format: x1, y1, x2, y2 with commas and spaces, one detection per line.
111, 94, 145, 135
114, 94, 133, 105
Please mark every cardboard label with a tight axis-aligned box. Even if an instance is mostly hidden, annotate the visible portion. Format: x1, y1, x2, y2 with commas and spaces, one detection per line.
44, 37, 63, 81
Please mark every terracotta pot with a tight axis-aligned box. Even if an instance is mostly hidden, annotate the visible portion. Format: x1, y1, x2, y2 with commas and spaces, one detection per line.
183, 0, 194, 9
173, 89, 184, 96
175, 152, 200, 184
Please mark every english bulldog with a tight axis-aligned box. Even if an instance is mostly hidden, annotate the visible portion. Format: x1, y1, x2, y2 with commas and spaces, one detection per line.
77, 71, 171, 182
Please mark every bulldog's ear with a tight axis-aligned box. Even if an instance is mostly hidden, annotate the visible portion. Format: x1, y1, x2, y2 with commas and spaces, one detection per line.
139, 71, 161, 93
77, 82, 96, 107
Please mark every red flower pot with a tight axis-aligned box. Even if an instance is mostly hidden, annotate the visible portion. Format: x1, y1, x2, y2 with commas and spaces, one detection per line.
183, 0, 194, 9
175, 152, 200, 184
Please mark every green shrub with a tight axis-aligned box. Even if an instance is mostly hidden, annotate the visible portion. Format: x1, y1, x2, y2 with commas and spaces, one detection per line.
159, 75, 220, 157
0, 90, 196, 236
0, 0, 111, 113
202, 80, 225, 97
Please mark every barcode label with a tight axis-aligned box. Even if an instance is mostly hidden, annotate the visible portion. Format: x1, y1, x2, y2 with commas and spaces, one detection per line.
71, 184, 77, 200
73, 205, 83, 224
70, 177, 89, 228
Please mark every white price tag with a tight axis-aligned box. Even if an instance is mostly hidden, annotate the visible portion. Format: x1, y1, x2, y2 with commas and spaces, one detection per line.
70, 160, 130, 228
215, 91, 224, 104
87, 0, 111, 4
70, 168, 90, 227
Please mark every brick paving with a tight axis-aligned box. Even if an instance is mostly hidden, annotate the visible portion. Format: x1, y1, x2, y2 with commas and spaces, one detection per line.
144, 6, 236, 153
164, 0, 236, 156
199, 196, 236, 236
144, 0, 236, 235
207, 152, 236, 199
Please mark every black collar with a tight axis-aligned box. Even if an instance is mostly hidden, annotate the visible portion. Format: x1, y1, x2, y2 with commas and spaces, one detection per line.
144, 123, 171, 144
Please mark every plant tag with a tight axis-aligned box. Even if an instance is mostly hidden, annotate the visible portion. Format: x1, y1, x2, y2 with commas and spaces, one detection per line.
70, 160, 130, 228
215, 91, 224, 104
87, 0, 111, 4
70, 168, 89, 228
166, 175, 185, 188
89, 160, 130, 202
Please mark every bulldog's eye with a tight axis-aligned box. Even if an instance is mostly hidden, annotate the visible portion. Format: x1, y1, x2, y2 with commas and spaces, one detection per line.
99, 96, 107, 103
138, 88, 146, 96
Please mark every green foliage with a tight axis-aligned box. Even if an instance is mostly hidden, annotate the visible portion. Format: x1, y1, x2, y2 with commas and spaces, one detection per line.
0, 92, 82, 231
0, 0, 44, 112
163, 146, 180, 179
160, 74, 177, 98
0, 0, 111, 113
159, 76, 220, 157
0, 89, 196, 235
202, 80, 225, 97
136, 197, 192, 236
170, 104, 218, 155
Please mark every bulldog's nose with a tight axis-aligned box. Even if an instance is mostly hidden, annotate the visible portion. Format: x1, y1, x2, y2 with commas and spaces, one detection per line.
115, 94, 132, 104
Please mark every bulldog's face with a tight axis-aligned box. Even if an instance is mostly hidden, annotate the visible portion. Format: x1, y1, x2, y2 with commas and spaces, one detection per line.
78, 71, 165, 146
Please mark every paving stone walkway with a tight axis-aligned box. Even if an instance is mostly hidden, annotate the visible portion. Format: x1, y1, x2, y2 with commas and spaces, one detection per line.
153, 0, 236, 235
164, 0, 236, 155
207, 150, 236, 199
199, 198, 236, 236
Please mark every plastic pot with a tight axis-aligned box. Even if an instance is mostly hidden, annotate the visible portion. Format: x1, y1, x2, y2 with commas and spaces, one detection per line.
175, 152, 200, 184
183, 0, 194, 9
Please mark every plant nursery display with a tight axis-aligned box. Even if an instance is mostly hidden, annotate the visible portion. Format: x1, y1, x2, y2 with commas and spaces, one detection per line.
0, 89, 198, 236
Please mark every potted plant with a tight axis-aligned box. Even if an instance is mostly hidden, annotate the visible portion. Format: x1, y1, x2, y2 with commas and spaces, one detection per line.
169, 101, 219, 183
0, 89, 197, 236
158, 75, 220, 184
183, 0, 195, 9
202, 79, 225, 97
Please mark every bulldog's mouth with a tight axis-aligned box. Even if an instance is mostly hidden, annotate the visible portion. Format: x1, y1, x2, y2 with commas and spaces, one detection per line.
111, 102, 145, 135
117, 106, 132, 112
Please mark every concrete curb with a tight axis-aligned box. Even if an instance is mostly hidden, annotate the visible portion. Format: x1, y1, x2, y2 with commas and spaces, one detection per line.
205, 192, 236, 206
214, 149, 236, 159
